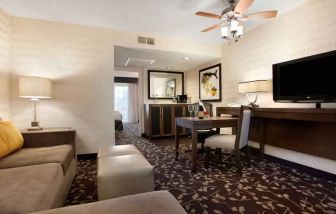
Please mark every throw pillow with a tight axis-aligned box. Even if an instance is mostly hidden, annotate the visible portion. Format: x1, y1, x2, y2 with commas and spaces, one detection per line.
0, 121, 24, 158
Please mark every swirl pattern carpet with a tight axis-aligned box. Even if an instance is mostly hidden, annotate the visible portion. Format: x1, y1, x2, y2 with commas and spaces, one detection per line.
66, 123, 336, 214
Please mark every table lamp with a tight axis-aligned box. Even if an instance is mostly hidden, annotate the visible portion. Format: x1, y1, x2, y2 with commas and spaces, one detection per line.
238, 80, 270, 107
19, 76, 52, 130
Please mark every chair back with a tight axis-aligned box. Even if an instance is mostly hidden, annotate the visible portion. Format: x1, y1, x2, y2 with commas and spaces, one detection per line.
234, 106, 252, 150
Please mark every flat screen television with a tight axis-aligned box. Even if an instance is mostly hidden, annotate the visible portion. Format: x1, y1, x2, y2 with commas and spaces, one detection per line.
273, 50, 336, 105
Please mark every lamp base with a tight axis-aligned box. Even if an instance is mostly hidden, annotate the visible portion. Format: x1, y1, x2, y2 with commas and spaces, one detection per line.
248, 103, 259, 108
28, 121, 43, 131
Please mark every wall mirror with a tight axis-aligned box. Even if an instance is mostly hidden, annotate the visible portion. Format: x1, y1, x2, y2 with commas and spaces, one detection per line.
148, 70, 184, 99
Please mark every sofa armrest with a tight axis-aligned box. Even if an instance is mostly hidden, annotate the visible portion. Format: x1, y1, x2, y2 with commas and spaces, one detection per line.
21, 129, 76, 153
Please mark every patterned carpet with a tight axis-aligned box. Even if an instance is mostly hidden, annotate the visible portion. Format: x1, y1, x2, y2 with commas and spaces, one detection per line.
66, 123, 336, 214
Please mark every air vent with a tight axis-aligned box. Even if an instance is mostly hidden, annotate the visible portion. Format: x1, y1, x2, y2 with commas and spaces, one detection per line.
137, 36, 155, 46
138, 36, 147, 44
125, 58, 156, 67
147, 37, 155, 45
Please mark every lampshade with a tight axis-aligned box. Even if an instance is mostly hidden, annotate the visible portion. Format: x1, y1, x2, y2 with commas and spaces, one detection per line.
238, 80, 271, 94
19, 76, 52, 99
221, 26, 229, 38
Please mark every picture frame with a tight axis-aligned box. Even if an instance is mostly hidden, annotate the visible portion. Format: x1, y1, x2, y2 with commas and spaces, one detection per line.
199, 63, 222, 102
148, 70, 184, 99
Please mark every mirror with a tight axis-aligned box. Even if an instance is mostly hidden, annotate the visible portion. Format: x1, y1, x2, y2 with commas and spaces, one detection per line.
148, 70, 184, 99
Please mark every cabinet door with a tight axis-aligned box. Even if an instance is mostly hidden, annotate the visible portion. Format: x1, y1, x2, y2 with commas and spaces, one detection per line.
162, 106, 173, 136
150, 106, 161, 137
175, 106, 188, 135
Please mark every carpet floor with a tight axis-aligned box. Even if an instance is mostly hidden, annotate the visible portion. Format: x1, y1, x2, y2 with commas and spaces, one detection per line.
66, 123, 336, 214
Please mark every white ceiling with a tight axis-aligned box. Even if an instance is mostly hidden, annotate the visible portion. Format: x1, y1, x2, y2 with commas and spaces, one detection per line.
0, 0, 307, 44
115, 46, 219, 71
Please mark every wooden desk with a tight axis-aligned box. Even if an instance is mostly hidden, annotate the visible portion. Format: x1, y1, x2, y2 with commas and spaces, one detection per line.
217, 107, 336, 161
175, 117, 238, 172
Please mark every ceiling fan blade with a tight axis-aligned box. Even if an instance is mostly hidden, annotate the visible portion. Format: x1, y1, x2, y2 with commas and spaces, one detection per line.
221, 5, 235, 15
246, 10, 278, 19
201, 22, 225, 32
234, 0, 254, 14
195, 11, 221, 19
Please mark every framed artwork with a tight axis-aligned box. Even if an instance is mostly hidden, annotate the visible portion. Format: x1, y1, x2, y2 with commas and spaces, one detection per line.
199, 63, 222, 102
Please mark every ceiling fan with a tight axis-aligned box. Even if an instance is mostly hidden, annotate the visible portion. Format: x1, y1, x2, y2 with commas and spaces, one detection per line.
196, 0, 278, 42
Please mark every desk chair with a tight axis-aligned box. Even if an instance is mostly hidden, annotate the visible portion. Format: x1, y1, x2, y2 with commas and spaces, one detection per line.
204, 106, 253, 170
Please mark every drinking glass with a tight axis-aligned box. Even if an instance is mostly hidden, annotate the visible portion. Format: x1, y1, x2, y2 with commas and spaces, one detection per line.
193, 104, 199, 118
187, 105, 193, 118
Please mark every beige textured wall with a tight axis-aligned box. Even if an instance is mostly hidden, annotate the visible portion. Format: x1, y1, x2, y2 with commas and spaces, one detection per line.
186, 0, 336, 173
185, 59, 220, 103
0, 10, 10, 119
9, 17, 116, 154
7, 15, 220, 154
220, 0, 336, 109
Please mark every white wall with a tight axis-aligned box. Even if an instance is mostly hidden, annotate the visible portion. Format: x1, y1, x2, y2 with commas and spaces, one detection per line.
219, 0, 336, 109
9, 17, 116, 154
185, 59, 220, 104
4, 14, 220, 154
114, 70, 139, 78
186, 0, 336, 174
0, 10, 10, 119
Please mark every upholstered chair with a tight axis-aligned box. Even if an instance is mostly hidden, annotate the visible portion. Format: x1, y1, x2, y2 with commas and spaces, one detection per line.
204, 106, 253, 170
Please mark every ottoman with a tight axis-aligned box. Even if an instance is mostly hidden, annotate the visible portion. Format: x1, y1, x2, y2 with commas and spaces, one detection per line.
98, 154, 154, 200
98, 145, 141, 158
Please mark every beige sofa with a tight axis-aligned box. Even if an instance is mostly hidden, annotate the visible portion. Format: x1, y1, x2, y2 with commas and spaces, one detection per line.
31, 191, 187, 214
0, 138, 76, 213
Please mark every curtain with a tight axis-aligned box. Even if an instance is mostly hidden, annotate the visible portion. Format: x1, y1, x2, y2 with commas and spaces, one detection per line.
114, 83, 139, 123
128, 83, 139, 123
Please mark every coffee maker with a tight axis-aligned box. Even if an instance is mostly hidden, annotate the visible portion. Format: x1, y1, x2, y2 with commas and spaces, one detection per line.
176, 95, 187, 103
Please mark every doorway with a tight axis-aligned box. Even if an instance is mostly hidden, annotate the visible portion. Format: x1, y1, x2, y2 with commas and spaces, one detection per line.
114, 82, 139, 123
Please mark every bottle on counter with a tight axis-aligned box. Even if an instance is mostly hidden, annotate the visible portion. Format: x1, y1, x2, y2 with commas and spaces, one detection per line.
198, 105, 204, 119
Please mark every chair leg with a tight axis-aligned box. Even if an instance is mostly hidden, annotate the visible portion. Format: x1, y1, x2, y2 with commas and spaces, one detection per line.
205, 146, 210, 168
235, 150, 243, 173
245, 146, 251, 167
200, 143, 205, 154
215, 148, 222, 161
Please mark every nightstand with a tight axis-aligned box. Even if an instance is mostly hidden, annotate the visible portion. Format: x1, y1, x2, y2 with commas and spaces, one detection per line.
21, 127, 76, 155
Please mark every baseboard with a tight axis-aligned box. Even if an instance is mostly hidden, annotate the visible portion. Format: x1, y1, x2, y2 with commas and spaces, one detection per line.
249, 147, 336, 181
77, 153, 97, 160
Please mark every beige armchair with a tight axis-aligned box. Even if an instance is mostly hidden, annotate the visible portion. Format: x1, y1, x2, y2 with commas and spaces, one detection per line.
204, 106, 253, 171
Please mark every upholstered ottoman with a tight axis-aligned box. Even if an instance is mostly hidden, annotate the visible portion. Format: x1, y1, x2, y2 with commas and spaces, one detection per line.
98, 144, 141, 158
97, 154, 154, 200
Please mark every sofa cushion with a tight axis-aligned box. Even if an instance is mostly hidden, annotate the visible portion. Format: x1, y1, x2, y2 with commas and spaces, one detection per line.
0, 145, 74, 174
31, 191, 187, 214
0, 163, 64, 214
0, 121, 24, 158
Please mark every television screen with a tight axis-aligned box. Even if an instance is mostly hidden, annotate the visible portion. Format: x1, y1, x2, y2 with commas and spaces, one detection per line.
273, 50, 336, 102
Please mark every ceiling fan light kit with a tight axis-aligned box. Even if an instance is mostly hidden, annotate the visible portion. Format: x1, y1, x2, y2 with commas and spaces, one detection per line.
221, 19, 244, 43
196, 0, 278, 43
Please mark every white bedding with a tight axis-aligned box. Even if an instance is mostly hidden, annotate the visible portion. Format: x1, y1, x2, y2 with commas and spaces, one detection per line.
114, 111, 123, 121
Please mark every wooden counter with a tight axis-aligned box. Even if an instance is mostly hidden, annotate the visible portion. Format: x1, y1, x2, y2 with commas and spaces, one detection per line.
144, 104, 190, 139
216, 107, 336, 160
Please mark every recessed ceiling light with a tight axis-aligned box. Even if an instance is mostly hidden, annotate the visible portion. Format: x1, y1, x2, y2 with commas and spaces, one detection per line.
183, 57, 191, 61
